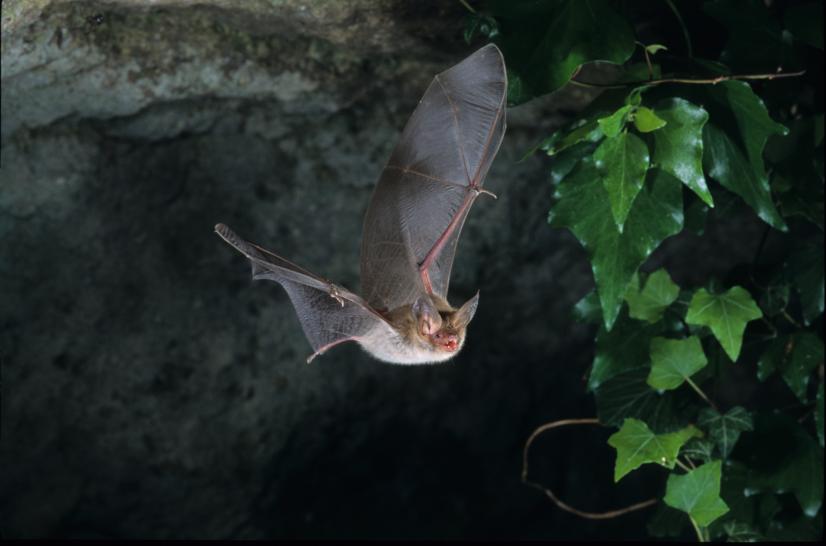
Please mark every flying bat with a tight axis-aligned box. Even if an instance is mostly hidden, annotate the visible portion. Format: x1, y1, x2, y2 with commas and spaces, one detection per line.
216, 44, 507, 364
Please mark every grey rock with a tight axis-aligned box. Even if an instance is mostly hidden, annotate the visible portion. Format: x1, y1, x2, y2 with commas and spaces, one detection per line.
1, 0, 700, 540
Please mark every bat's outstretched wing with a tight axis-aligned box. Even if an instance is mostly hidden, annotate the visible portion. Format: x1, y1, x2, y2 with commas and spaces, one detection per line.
360, 44, 507, 311
216, 223, 396, 362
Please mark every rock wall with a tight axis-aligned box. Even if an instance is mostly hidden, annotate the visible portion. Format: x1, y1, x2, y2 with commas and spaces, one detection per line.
1, 0, 763, 539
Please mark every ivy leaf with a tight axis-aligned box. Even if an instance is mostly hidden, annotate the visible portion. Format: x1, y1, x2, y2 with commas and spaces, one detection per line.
652, 98, 713, 206
549, 162, 684, 330
624, 269, 680, 323
573, 290, 602, 324
595, 367, 695, 433
594, 131, 650, 230
645, 43, 668, 55
723, 521, 763, 542
647, 336, 708, 391
588, 308, 661, 391
664, 460, 730, 527
608, 418, 702, 481
789, 242, 825, 325
463, 12, 500, 44
735, 413, 824, 517
597, 105, 632, 138
681, 438, 716, 464
757, 333, 824, 402
685, 287, 763, 361
703, 124, 787, 231
526, 119, 603, 160
633, 106, 667, 133
817, 383, 824, 448
704, 81, 789, 228
487, 0, 635, 103
698, 407, 754, 458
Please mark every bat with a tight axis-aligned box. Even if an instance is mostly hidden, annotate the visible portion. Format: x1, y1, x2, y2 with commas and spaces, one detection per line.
215, 44, 507, 365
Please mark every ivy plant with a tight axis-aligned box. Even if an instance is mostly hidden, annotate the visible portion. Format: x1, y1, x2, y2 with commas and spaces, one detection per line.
464, 0, 823, 541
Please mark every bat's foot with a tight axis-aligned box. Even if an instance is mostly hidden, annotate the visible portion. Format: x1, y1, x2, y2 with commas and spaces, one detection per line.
328, 284, 346, 307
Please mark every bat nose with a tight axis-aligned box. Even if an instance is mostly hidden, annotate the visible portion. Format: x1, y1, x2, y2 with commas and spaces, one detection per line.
435, 331, 459, 351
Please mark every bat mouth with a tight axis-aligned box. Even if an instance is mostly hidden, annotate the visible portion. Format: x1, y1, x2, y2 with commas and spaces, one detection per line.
433, 331, 460, 352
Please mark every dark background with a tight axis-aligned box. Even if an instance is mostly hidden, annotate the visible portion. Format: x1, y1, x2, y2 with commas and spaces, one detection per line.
1, 0, 771, 539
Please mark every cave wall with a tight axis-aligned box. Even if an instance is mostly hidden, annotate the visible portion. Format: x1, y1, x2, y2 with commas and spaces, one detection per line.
1, 0, 764, 539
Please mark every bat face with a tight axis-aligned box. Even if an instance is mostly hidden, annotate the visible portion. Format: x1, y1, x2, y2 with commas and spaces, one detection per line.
216, 45, 506, 364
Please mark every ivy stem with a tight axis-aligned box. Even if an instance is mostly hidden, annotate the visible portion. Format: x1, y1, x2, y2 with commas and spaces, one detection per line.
690, 516, 707, 542
685, 377, 718, 411
636, 41, 655, 79
781, 309, 803, 329
675, 459, 693, 473
458, 0, 476, 14
522, 418, 659, 519
569, 69, 806, 89
665, 0, 693, 57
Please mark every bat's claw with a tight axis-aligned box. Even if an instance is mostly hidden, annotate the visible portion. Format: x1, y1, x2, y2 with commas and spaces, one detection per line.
328, 284, 346, 307
475, 187, 497, 199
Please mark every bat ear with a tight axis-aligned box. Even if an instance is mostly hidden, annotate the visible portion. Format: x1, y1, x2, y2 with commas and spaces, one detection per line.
453, 291, 480, 329
413, 296, 442, 335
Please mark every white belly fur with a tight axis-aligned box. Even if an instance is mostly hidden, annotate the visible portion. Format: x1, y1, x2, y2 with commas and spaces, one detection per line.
358, 325, 463, 365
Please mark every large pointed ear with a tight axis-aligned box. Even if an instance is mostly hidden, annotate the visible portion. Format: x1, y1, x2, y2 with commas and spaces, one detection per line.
453, 291, 480, 330
413, 296, 442, 335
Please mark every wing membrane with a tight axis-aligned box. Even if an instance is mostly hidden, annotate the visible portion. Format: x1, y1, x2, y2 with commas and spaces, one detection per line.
216, 223, 395, 362
360, 44, 507, 309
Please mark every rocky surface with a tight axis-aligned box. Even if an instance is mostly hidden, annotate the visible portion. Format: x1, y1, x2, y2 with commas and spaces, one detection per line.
1, 0, 765, 540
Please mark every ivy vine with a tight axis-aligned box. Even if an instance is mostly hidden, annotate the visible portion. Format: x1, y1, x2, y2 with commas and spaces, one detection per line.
464, 0, 823, 541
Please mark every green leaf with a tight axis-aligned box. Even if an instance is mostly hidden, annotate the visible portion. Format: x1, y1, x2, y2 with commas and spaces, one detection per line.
784, 1, 824, 50
647, 336, 708, 391
723, 521, 763, 542
681, 437, 716, 464
595, 367, 694, 433
624, 269, 680, 323
685, 287, 763, 361
597, 105, 632, 138
652, 98, 713, 206
789, 242, 825, 325
463, 12, 500, 44
698, 407, 754, 458
703, 124, 786, 231
525, 119, 603, 161
704, 81, 789, 229
645, 43, 668, 55
633, 106, 667, 133
588, 308, 661, 391
487, 0, 635, 103
717, 461, 781, 537
572, 290, 602, 324
608, 418, 702, 481
757, 333, 824, 402
548, 141, 594, 185
594, 131, 650, 230
549, 162, 684, 330
817, 383, 824, 448
735, 413, 824, 517
664, 460, 730, 527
